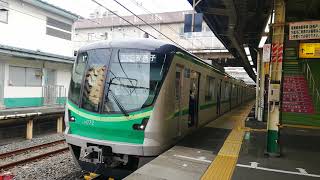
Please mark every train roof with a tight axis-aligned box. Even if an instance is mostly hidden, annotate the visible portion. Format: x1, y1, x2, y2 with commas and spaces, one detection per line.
78, 38, 173, 52
77, 38, 245, 84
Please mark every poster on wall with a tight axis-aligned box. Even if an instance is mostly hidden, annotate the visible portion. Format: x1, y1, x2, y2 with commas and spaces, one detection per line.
262, 44, 271, 62
289, 21, 320, 40
299, 43, 320, 58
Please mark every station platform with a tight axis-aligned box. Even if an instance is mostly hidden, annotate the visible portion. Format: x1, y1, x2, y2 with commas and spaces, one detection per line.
124, 101, 320, 180
0, 105, 64, 122
0, 105, 65, 140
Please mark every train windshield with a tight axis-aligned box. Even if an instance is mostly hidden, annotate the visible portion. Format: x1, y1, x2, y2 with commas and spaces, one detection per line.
69, 49, 111, 112
68, 48, 167, 114
103, 49, 165, 114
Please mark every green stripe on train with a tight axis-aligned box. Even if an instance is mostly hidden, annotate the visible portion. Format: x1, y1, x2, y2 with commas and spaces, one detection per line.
67, 101, 153, 144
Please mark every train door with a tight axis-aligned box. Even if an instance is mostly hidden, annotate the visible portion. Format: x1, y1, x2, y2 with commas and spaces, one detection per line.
175, 65, 183, 136
216, 79, 222, 116
188, 70, 200, 128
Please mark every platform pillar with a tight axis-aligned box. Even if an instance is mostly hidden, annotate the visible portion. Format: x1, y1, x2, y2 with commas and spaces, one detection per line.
26, 119, 33, 140
266, 0, 285, 156
258, 56, 266, 122
255, 49, 262, 121
57, 116, 63, 133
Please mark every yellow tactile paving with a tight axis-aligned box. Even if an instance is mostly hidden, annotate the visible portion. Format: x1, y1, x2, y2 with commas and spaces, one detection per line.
201, 155, 238, 180
218, 141, 242, 157
201, 102, 254, 180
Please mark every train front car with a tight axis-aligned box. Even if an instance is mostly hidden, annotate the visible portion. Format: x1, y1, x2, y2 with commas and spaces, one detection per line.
64, 39, 173, 174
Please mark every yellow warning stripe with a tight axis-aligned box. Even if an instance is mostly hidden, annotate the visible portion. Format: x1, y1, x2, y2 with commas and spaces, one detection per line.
201, 103, 254, 180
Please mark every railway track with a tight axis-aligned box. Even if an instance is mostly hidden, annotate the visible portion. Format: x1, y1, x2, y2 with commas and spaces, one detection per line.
0, 140, 69, 170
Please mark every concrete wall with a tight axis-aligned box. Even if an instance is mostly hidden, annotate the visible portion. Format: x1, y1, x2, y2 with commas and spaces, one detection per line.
0, 57, 72, 108
0, 0, 74, 57
0, 0, 75, 108
73, 22, 225, 51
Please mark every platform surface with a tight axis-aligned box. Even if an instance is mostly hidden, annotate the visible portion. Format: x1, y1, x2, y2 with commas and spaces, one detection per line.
233, 126, 320, 180
125, 101, 254, 180
125, 101, 320, 180
0, 105, 64, 120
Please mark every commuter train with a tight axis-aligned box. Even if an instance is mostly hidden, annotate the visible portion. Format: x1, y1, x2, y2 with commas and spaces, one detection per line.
64, 39, 255, 174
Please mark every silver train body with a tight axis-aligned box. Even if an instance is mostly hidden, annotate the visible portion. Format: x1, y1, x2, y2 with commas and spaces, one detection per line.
64, 39, 255, 175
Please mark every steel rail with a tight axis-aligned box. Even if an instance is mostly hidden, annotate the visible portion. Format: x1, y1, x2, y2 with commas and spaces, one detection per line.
0, 139, 65, 159
0, 147, 69, 170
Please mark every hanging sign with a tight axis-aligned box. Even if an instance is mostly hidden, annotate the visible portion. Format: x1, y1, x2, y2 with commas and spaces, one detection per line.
263, 44, 271, 62
289, 21, 320, 40
299, 43, 320, 58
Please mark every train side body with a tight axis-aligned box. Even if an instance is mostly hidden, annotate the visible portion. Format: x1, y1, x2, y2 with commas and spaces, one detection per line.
64, 39, 255, 173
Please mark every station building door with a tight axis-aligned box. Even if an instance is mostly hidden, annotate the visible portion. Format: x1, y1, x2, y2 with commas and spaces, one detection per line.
44, 69, 57, 105
0, 62, 4, 108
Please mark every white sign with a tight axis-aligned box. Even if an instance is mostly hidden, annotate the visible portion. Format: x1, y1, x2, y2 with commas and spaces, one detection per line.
289, 21, 320, 40
263, 44, 271, 62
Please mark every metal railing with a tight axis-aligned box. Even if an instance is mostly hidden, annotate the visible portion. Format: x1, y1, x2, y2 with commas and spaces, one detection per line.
303, 62, 320, 110
0, 83, 4, 109
42, 85, 66, 106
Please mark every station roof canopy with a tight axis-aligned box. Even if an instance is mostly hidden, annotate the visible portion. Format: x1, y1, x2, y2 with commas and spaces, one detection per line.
189, 0, 273, 81
0, 44, 75, 64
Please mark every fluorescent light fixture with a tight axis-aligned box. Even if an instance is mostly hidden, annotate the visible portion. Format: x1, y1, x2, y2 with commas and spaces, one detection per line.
258, 36, 268, 48
244, 47, 250, 55
247, 56, 252, 61
264, 15, 271, 33
271, 10, 275, 23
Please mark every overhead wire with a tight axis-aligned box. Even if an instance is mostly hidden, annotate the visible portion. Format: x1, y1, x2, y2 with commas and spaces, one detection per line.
110, 0, 193, 50
90, 0, 158, 39
127, 0, 203, 49
90, 0, 198, 51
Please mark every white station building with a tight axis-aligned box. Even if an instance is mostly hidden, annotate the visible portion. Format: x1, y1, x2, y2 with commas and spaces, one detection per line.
0, 0, 79, 109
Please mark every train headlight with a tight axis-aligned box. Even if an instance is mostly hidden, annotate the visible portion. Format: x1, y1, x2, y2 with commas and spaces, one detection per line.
70, 116, 75, 122
68, 110, 76, 122
133, 118, 149, 131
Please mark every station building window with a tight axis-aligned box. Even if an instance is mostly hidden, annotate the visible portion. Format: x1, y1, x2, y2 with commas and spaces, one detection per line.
46, 17, 72, 40
9, 66, 42, 87
0, 0, 9, 24
205, 76, 215, 102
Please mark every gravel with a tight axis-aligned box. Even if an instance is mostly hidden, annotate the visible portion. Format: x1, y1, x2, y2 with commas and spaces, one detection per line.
9, 151, 81, 180
0, 134, 65, 154
0, 133, 81, 180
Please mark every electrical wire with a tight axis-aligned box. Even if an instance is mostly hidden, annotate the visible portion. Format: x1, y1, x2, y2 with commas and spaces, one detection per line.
91, 0, 158, 39
127, 0, 203, 49
111, 0, 190, 50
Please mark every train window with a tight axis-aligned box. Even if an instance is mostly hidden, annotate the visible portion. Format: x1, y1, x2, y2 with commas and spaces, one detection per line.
81, 49, 111, 112
69, 53, 88, 105
103, 49, 166, 113
205, 76, 215, 102
184, 68, 190, 78
225, 83, 230, 100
